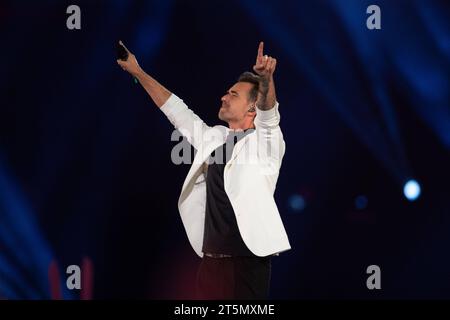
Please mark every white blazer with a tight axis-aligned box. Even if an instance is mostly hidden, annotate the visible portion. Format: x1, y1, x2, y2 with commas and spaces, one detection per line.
160, 94, 291, 257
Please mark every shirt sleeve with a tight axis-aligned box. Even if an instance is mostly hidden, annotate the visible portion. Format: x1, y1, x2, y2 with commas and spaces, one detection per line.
254, 101, 280, 129
159, 93, 211, 150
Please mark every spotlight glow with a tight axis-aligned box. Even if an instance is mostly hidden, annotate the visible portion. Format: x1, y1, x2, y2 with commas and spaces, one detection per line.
403, 179, 421, 201
289, 194, 306, 212
355, 195, 368, 210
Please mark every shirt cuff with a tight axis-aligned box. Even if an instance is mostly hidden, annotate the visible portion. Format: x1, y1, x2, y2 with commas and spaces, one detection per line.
255, 101, 280, 127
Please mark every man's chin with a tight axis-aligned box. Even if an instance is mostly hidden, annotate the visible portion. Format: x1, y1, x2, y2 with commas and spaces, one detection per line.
218, 110, 226, 121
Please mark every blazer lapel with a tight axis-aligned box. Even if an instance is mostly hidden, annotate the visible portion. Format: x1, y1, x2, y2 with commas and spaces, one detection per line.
179, 135, 224, 204
228, 132, 253, 164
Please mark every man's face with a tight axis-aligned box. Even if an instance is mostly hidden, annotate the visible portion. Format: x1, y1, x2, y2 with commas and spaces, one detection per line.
218, 82, 255, 123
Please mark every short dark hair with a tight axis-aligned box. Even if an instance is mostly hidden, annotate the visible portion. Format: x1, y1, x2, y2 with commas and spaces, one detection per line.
238, 72, 260, 102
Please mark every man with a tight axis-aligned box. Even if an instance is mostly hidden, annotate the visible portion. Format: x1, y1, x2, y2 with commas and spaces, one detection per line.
117, 41, 291, 299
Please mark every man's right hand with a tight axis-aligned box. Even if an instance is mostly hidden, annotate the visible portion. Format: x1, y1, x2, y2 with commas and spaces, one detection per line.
116, 41, 142, 77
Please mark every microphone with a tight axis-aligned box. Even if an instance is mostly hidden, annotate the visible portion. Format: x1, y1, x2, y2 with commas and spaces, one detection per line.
117, 40, 138, 84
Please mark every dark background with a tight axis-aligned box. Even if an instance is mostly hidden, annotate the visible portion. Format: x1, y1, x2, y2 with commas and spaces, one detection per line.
0, 0, 449, 299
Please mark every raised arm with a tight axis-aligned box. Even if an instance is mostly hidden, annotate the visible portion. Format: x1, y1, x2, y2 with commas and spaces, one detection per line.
116, 41, 210, 150
253, 41, 277, 111
252, 42, 285, 173
116, 41, 171, 107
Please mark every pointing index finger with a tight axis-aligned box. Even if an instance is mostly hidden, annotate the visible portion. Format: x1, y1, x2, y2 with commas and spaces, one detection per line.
257, 41, 264, 59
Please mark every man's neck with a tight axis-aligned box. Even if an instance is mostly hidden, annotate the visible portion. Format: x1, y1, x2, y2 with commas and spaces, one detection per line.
228, 121, 255, 131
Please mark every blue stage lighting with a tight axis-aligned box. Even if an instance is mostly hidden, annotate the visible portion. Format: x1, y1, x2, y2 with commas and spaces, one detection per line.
355, 195, 368, 210
403, 179, 421, 201
289, 194, 306, 212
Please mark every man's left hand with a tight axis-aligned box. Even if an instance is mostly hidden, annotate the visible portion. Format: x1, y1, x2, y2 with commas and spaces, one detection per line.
253, 42, 277, 80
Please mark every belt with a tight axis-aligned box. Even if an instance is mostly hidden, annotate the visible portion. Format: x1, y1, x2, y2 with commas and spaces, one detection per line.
204, 252, 233, 258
